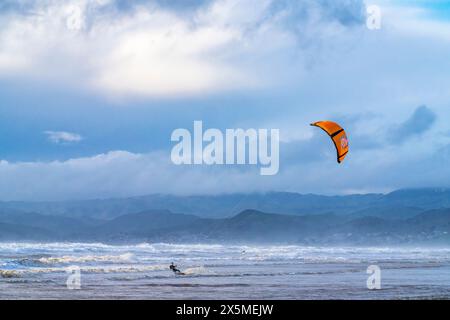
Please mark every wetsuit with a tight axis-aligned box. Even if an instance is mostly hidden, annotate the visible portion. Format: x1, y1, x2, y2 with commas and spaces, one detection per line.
170, 264, 181, 273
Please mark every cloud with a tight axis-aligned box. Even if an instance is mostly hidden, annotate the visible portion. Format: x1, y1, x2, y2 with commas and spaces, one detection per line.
44, 131, 83, 144
0, 150, 269, 200
389, 105, 437, 144
1, 1, 450, 200
0, 0, 365, 97
0, 135, 447, 201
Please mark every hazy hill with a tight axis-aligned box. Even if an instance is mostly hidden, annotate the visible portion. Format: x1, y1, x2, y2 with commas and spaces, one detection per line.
0, 188, 449, 244
0, 207, 449, 245
0, 209, 93, 238
0, 222, 54, 241
1, 188, 449, 219
90, 210, 202, 241
382, 188, 450, 208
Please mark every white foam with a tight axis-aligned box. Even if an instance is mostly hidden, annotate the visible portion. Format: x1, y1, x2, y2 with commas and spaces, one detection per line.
37, 253, 133, 264
182, 266, 211, 275
0, 270, 21, 278
2, 242, 450, 267
0, 264, 168, 276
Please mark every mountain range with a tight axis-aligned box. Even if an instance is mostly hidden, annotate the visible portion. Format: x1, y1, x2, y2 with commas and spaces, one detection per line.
2, 187, 450, 219
0, 188, 450, 244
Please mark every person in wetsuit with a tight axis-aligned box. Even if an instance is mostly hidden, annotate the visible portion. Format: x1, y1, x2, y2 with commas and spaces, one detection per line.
170, 262, 181, 274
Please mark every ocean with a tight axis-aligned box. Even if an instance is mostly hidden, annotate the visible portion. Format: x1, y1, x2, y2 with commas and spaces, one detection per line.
0, 243, 449, 299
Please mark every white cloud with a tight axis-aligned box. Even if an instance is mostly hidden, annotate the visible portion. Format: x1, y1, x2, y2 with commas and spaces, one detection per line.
0, 150, 267, 200
44, 131, 83, 144
0, 0, 364, 97
0, 129, 448, 201
2, 1, 450, 200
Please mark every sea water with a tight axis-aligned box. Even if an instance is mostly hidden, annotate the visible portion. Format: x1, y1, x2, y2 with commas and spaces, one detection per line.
0, 242, 449, 299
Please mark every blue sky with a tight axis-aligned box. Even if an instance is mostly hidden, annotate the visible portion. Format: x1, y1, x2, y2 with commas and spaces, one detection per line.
1, 0, 450, 200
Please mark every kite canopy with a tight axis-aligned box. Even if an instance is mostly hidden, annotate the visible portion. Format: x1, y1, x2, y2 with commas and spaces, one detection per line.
311, 121, 349, 163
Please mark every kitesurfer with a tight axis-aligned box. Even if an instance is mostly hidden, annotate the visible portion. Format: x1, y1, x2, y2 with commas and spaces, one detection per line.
170, 262, 181, 274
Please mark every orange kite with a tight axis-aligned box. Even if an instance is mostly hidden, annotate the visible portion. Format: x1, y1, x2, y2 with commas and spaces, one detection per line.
311, 121, 349, 163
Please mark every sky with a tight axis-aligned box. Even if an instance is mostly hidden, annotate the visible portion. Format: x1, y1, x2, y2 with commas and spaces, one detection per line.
0, 0, 450, 201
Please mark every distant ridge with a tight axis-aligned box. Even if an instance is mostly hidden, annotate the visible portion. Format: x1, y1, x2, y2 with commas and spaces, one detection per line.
1, 188, 450, 219
1, 207, 450, 244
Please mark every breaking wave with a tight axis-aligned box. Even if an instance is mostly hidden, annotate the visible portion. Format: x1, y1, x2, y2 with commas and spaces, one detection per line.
36, 253, 133, 265
0, 270, 21, 278
0, 264, 168, 277
182, 266, 211, 275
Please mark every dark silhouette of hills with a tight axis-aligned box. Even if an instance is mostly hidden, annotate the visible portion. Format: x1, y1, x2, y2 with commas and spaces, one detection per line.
0, 222, 52, 241
1, 188, 450, 244
1, 187, 450, 220
1, 206, 449, 245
